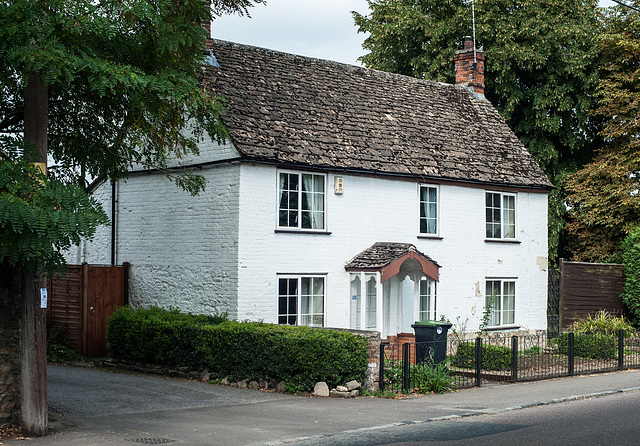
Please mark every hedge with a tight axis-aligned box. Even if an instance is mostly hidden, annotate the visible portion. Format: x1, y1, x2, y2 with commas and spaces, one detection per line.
106, 307, 368, 392
451, 342, 512, 370
555, 332, 617, 360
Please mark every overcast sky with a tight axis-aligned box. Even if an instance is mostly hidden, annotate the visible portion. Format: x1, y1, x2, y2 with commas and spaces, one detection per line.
211, 0, 618, 66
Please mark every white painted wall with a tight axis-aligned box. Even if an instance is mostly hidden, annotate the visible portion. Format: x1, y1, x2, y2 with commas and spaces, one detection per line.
236, 164, 549, 333
72, 149, 548, 334
70, 161, 242, 319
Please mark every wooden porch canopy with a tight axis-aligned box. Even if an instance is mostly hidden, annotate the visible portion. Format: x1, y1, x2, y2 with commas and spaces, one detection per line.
345, 242, 440, 282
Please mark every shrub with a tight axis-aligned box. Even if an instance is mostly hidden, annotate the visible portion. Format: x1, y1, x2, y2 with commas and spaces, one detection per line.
622, 227, 640, 327
555, 332, 617, 359
411, 361, 452, 393
568, 310, 636, 337
47, 324, 84, 363
106, 307, 368, 392
382, 359, 452, 394
451, 342, 512, 370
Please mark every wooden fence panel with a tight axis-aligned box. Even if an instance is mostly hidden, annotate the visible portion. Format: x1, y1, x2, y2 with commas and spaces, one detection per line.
48, 264, 126, 356
559, 259, 625, 331
48, 265, 83, 352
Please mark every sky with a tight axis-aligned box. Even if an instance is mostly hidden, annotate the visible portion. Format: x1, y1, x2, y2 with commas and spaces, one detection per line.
211, 0, 619, 66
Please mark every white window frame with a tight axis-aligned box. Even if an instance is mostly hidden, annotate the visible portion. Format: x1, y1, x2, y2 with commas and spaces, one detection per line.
419, 184, 439, 236
277, 275, 326, 327
484, 278, 516, 327
417, 278, 437, 322
277, 171, 327, 231
485, 191, 517, 240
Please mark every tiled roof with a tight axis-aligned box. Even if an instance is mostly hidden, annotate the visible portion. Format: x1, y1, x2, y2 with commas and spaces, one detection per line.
203, 40, 552, 189
345, 242, 439, 270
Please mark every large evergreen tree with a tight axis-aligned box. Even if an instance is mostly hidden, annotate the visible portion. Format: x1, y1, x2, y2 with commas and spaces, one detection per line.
564, 1, 640, 262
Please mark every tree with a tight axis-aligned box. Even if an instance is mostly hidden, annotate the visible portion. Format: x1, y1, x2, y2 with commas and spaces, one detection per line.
564, 1, 640, 262
353, 0, 602, 178
0, 0, 263, 192
0, 0, 264, 435
353, 0, 603, 263
622, 226, 640, 326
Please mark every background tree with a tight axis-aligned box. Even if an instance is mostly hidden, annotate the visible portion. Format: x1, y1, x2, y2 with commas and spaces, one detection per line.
621, 226, 640, 326
564, 1, 640, 262
0, 0, 264, 435
0, 0, 264, 192
353, 0, 603, 263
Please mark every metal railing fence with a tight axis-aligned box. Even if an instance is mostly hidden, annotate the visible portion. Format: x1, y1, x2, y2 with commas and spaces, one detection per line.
379, 330, 640, 394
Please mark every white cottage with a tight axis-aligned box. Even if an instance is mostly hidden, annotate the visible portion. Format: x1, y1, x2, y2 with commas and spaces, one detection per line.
71, 38, 553, 338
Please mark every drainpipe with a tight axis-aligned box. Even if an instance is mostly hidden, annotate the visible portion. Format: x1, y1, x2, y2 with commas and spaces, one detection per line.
111, 180, 118, 266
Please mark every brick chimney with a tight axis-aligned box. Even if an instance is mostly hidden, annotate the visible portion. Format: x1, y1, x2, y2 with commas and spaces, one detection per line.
202, 1, 212, 50
454, 36, 485, 99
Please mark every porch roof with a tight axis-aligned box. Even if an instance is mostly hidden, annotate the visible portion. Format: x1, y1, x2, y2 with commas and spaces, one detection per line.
345, 242, 440, 282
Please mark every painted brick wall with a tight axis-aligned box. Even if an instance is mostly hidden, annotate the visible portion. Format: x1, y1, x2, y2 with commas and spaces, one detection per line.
72, 162, 242, 319
236, 164, 548, 333
73, 147, 548, 334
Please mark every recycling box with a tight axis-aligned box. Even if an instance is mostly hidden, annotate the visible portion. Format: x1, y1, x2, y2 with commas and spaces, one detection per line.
412, 320, 453, 364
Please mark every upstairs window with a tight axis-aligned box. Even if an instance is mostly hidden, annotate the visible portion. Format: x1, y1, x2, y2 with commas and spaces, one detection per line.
278, 172, 325, 230
419, 185, 438, 235
485, 192, 516, 239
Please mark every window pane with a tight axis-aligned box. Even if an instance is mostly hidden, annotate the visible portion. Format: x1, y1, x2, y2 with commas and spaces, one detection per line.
419, 279, 431, 321
503, 281, 516, 324
350, 275, 362, 329
301, 174, 325, 229
486, 193, 501, 238
366, 277, 377, 329
300, 277, 324, 327
485, 280, 501, 326
278, 278, 297, 325
279, 173, 300, 228
420, 186, 437, 234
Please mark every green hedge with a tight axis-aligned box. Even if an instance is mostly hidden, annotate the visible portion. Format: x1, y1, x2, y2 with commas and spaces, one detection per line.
451, 342, 512, 370
106, 307, 368, 392
555, 332, 617, 359
106, 306, 227, 370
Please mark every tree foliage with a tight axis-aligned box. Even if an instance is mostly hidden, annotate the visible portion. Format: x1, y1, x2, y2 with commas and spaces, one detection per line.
0, 144, 109, 275
622, 227, 640, 326
564, 2, 640, 262
353, 0, 602, 179
0, 0, 263, 192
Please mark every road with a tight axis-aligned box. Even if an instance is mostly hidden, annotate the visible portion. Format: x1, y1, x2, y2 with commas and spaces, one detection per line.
5, 365, 640, 445
292, 391, 640, 445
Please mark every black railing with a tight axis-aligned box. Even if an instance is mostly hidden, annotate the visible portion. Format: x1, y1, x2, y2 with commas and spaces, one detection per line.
379, 330, 640, 394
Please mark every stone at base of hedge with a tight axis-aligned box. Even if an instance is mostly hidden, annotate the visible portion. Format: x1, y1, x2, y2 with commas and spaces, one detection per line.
313, 382, 330, 397
329, 389, 360, 398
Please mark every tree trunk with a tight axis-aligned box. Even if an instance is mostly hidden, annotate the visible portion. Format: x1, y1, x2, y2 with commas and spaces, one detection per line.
21, 72, 48, 437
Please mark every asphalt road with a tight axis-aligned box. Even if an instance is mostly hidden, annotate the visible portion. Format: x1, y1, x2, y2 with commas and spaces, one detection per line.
5, 364, 640, 446
291, 391, 640, 445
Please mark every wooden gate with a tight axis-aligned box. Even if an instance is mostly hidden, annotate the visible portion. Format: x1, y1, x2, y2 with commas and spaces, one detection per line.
48, 264, 128, 357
